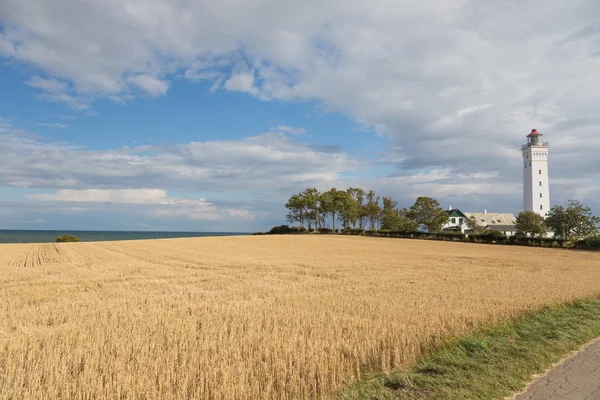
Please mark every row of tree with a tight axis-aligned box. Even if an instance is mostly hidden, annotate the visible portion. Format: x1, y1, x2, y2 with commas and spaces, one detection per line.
515, 200, 600, 239
285, 188, 450, 232
285, 188, 600, 239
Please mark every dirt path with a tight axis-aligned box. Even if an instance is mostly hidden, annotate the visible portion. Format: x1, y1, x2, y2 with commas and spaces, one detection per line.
515, 339, 600, 400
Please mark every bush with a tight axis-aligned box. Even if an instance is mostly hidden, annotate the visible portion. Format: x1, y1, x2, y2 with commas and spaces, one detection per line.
364, 229, 377, 236
343, 228, 364, 235
432, 232, 467, 241
575, 235, 600, 250
267, 225, 307, 234
317, 228, 332, 234
56, 234, 80, 243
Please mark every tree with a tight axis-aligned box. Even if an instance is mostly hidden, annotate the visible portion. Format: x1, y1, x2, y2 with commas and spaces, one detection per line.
364, 190, 381, 230
347, 187, 365, 229
515, 211, 546, 237
466, 215, 485, 234
320, 188, 353, 231
302, 188, 321, 230
339, 192, 358, 229
285, 193, 308, 228
382, 207, 420, 231
407, 197, 449, 232
545, 200, 600, 240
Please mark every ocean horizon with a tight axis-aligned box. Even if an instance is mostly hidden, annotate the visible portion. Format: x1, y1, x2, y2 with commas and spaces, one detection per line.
0, 230, 251, 244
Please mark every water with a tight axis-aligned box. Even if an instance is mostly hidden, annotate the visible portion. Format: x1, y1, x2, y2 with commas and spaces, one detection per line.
0, 230, 250, 244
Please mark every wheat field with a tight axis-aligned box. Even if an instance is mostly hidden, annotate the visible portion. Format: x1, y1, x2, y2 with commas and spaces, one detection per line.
1, 236, 600, 399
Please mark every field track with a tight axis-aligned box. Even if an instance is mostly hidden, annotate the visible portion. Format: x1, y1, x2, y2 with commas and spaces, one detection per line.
1, 236, 600, 399
5, 243, 72, 268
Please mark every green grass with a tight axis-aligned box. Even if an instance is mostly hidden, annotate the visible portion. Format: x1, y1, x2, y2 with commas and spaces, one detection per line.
336, 295, 600, 399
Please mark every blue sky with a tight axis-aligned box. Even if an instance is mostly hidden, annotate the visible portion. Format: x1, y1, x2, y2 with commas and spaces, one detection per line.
1, 0, 599, 232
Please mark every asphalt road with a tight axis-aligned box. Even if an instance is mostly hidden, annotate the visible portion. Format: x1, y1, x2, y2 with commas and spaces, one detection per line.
515, 339, 600, 400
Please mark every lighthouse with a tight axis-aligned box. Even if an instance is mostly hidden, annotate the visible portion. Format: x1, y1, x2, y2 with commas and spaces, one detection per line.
522, 129, 550, 217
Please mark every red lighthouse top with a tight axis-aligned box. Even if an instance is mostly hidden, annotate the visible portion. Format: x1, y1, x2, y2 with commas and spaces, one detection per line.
527, 129, 542, 137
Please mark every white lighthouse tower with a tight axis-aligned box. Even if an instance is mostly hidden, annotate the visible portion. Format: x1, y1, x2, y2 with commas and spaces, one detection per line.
522, 129, 550, 217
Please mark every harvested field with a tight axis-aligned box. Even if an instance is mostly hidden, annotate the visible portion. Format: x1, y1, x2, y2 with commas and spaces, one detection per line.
1, 235, 600, 399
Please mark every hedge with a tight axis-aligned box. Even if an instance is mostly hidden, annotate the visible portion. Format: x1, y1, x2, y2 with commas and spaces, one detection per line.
254, 226, 596, 250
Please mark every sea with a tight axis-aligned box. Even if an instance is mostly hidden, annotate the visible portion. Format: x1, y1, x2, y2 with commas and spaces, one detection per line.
0, 230, 250, 244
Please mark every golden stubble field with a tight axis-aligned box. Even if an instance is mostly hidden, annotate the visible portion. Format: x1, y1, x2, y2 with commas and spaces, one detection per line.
2, 235, 600, 399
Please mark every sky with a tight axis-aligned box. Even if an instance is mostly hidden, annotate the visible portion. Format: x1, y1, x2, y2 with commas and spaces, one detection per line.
0, 0, 599, 232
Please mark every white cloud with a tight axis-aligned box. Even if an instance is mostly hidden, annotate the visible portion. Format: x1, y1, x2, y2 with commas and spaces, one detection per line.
128, 75, 170, 96
1, 1, 600, 216
274, 125, 306, 135
223, 63, 259, 96
25, 76, 68, 93
38, 122, 69, 128
29, 188, 173, 204
27, 188, 253, 221
0, 119, 363, 194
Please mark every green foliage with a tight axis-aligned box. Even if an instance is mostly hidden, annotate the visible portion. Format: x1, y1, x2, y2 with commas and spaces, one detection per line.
574, 235, 600, 250
301, 188, 322, 230
346, 187, 365, 229
381, 209, 419, 232
469, 230, 507, 244
407, 196, 449, 233
285, 193, 309, 229
342, 228, 364, 235
56, 234, 80, 242
320, 188, 357, 231
515, 211, 546, 237
545, 200, 600, 240
317, 227, 332, 234
268, 225, 307, 234
364, 190, 380, 230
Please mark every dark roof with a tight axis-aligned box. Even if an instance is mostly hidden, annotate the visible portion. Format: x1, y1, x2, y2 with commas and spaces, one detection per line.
485, 224, 517, 231
444, 209, 469, 218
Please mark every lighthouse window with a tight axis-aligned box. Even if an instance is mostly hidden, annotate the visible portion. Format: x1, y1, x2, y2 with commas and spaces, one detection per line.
539, 181, 542, 186
529, 162, 531, 167
539, 169, 542, 174
540, 205, 543, 210
540, 193, 542, 198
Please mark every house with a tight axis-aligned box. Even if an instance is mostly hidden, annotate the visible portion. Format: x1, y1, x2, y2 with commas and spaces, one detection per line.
442, 207, 470, 233
483, 224, 518, 237
465, 210, 518, 237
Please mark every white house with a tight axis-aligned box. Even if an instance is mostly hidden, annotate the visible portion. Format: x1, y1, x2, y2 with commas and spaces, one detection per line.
442, 207, 470, 233
465, 210, 518, 237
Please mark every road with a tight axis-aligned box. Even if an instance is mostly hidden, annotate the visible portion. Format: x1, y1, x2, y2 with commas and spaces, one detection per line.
515, 339, 600, 400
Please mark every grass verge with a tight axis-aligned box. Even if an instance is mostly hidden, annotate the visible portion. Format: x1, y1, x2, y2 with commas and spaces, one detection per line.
336, 295, 600, 399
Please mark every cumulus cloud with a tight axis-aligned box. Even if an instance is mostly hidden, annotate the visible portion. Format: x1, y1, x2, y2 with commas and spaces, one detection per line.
27, 188, 252, 221
1, 1, 598, 173
0, 118, 363, 195
25, 76, 69, 93
223, 63, 259, 96
128, 74, 170, 96
274, 125, 305, 135
2, 1, 600, 216
29, 188, 176, 204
